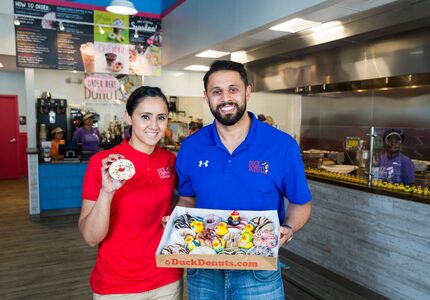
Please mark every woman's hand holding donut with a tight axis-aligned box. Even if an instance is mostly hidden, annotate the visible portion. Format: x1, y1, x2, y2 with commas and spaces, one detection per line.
101, 154, 126, 194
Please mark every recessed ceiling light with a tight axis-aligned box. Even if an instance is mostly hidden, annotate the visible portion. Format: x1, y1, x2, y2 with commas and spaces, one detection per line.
311, 21, 342, 32
231, 51, 249, 63
269, 18, 321, 33
106, 0, 137, 15
184, 65, 210, 71
196, 50, 230, 58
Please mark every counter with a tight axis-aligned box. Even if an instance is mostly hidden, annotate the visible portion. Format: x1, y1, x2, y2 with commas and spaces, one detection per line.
37, 161, 87, 217
288, 179, 430, 299
305, 169, 430, 205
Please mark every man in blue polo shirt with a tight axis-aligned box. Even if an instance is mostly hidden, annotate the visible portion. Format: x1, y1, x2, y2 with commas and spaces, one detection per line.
176, 60, 312, 300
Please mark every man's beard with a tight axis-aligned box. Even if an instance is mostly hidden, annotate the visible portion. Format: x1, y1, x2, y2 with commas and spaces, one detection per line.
210, 100, 247, 126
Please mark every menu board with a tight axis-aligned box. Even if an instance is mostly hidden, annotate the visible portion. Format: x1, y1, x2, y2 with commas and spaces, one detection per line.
14, 1, 58, 69
129, 16, 162, 76
56, 6, 93, 70
14, 0, 162, 76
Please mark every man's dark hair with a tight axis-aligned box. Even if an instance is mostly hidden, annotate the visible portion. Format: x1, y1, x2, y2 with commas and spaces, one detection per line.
203, 60, 249, 91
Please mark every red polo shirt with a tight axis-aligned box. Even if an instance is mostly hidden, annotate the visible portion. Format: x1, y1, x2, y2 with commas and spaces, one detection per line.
82, 140, 182, 294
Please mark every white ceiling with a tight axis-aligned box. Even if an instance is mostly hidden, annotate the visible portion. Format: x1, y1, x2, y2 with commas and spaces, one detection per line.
161, 0, 403, 71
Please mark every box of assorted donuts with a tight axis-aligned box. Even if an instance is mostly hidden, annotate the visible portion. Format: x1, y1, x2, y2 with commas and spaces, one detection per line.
155, 206, 280, 270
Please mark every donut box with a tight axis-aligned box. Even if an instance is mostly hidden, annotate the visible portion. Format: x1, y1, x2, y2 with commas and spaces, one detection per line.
155, 206, 280, 270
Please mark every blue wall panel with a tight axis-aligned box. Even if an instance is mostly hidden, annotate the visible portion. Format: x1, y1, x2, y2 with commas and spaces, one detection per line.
39, 163, 88, 211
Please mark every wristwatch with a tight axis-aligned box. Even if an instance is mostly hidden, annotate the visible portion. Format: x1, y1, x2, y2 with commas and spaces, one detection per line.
281, 224, 294, 243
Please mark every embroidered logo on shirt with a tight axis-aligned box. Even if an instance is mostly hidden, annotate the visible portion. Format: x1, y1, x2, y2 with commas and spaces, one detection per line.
157, 166, 171, 179
248, 160, 269, 174
198, 160, 209, 167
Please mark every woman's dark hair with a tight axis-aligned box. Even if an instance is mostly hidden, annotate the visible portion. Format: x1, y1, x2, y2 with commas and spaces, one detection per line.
126, 86, 169, 137
203, 60, 249, 91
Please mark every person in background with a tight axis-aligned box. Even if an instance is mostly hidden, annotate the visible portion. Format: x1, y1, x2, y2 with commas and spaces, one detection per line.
72, 113, 101, 155
175, 60, 312, 299
378, 129, 415, 185
78, 86, 183, 299
49, 127, 65, 160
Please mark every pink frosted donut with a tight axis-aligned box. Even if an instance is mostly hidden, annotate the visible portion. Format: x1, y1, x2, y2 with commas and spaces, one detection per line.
253, 230, 278, 248
203, 214, 222, 229
246, 246, 273, 257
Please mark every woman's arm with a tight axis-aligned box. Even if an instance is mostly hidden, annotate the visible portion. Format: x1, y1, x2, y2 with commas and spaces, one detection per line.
78, 154, 125, 247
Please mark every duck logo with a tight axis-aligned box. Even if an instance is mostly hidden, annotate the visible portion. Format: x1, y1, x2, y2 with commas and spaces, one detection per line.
157, 166, 171, 179
198, 160, 209, 167
248, 160, 269, 174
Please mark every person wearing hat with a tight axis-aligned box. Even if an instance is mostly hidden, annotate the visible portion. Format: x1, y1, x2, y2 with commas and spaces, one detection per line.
378, 129, 415, 185
50, 127, 65, 160
72, 112, 101, 155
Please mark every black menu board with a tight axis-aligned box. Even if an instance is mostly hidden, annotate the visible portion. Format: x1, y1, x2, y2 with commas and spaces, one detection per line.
13, 1, 163, 75
55, 6, 93, 70
14, 0, 92, 71
14, 1, 58, 69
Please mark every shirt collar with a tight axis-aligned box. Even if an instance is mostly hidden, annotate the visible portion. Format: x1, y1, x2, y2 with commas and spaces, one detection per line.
119, 139, 159, 159
209, 112, 263, 148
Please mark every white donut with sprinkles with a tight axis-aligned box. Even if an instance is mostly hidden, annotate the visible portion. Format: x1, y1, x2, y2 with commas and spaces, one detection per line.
109, 159, 136, 181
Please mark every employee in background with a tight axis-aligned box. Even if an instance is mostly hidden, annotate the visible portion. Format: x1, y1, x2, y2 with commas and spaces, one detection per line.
379, 129, 415, 185
72, 113, 101, 155
49, 127, 65, 160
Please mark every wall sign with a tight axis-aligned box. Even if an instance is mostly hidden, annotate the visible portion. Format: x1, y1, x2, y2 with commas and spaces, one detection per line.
14, 0, 162, 76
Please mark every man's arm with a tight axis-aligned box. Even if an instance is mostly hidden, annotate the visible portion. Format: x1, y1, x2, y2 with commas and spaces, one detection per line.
176, 196, 196, 208
279, 202, 312, 246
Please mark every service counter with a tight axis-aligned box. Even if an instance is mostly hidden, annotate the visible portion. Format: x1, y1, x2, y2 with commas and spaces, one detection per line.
288, 179, 430, 299
38, 161, 87, 216
305, 171, 430, 205
27, 146, 89, 219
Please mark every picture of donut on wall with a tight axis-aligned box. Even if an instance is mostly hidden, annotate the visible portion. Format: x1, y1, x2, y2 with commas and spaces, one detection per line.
94, 42, 129, 74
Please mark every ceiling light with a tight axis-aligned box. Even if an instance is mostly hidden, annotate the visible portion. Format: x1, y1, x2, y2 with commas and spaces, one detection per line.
231, 51, 249, 63
269, 18, 321, 33
184, 65, 210, 71
98, 25, 105, 35
14, 16, 20, 26
106, 0, 137, 15
196, 50, 230, 58
134, 28, 138, 38
59, 21, 65, 31
311, 21, 342, 33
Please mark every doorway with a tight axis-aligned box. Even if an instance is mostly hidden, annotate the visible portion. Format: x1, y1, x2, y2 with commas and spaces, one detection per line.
0, 95, 20, 179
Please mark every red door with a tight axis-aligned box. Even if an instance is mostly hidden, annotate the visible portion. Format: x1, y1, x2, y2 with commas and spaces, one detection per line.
0, 95, 20, 179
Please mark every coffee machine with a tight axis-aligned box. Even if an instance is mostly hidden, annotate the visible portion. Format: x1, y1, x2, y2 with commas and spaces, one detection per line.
37, 97, 67, 144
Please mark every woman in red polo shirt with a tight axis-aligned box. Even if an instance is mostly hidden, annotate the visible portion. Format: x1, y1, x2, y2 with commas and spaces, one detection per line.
78, 86, 183, 299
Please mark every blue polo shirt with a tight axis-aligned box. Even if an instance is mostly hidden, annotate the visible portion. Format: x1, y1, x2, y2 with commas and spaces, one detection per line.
176, 112, 312, 223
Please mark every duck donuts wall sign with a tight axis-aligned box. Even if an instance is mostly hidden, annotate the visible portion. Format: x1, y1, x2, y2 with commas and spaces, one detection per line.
156, 207, 281, 270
